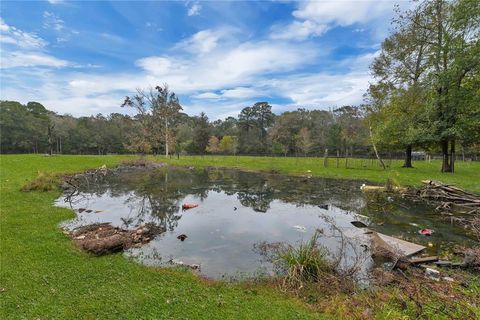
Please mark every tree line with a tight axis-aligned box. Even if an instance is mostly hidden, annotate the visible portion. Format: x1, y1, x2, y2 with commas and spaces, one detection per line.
0, 97, 372, 159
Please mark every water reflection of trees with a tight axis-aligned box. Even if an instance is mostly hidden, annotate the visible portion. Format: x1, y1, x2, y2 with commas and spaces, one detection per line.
66, 167, 367, 231
205, 169, 364, 213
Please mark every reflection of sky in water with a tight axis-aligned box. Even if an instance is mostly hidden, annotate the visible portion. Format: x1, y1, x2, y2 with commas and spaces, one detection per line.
55, 168, 475, 280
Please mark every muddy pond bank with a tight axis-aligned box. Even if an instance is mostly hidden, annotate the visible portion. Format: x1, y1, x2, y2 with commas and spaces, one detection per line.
55, 164, 477, 280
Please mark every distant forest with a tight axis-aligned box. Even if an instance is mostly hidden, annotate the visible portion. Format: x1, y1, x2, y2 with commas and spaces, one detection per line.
0, 99, 371, 157
0, 98, 478, 164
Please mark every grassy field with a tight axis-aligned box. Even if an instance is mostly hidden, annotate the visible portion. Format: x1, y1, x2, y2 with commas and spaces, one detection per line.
157, 155, 480, 193
1, 154, 479, 319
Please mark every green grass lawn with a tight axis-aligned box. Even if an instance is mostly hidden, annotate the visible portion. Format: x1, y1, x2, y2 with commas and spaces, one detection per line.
1, 154, 479, 319
158, 155, 480, 193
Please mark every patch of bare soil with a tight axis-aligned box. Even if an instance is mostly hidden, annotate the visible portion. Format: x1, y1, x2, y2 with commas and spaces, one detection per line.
65, 223, 159, 255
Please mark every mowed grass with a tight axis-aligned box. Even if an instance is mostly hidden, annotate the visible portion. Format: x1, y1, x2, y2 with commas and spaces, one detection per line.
0, 155, 323, 320
1, 154, 479, 319
158, 155, 480, 193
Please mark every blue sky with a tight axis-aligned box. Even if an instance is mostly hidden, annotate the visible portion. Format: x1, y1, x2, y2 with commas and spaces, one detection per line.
0, 0, 407, 119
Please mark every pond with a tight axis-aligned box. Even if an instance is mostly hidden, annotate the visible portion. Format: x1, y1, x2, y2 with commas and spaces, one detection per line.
55, 167, 475, 280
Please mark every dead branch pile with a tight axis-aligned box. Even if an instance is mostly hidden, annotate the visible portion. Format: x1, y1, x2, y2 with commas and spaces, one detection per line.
407, 180, 480, 214
65, 223, 160, 255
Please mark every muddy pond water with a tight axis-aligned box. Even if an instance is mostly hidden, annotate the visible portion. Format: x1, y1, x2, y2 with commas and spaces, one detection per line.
55, 167, 475, 280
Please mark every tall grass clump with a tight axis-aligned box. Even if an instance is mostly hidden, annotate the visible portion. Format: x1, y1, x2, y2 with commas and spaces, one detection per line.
273, 231, 332, 292
21, 171, 64, 192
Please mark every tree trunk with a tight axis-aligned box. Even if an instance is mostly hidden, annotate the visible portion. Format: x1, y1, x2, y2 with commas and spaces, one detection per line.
47, 124, 54, 156
345, 147, 349, 168
323, 148, 328, 167
402, 144, 414, 168
336, 150, 339, 168
165, 118, 169, 157
441, 139, 453, 172
369, 126, 386, 170
450, 139, 455, 173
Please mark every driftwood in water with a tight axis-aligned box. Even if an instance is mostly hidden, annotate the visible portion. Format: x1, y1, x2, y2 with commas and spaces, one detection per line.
406, 180, 480, 213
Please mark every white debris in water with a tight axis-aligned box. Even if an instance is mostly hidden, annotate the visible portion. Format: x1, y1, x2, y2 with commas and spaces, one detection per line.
293, 225, 306, 232
170, 259, 184, 265
169, 259, 200, 270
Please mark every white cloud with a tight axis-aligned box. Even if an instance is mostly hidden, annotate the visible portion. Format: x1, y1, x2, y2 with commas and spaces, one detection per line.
271, 72, 371, 107
184, 100, 256, 120
145, 21, 163, 32
48, 0, 64, 4
0, 18, 10, 31
134, 37, 318, 93
216, 41, 312, 78
43, 11, 65, 31
0, 18, 71, 69
176, 29, 221, 54
135, 57, 176, 75
16, 49, 371, 118
271, 20, 329, 40
64, 38, 314, 98
42, 11, 80, 43
99, 33, 125, 43
273, 0, 394, 41
187, 2, 202, 16
293, 0, 394, 26
265, 51, 379, 108
0, 51, 69, 68
0, 28, 321, 117
0, 49, 374, 118
221, 87, 260, 99
0, 18, 46, 48
194, 92, 221, 100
